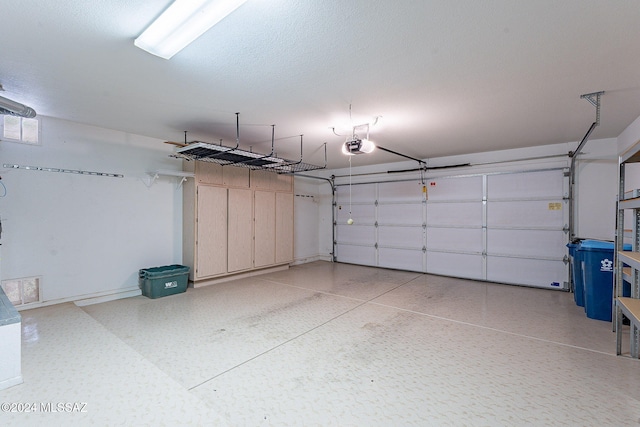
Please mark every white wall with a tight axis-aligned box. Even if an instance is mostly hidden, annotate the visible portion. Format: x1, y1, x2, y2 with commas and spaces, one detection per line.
618, 114, 640, 156
293, 175, 333, 263
573, 138, 618, 240
617, 114, 640, 247
618, 114, 640, 191
0, 116, 183, 306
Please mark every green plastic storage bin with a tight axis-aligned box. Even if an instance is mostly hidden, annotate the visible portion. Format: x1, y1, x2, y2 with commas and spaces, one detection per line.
139, 265, 189, 299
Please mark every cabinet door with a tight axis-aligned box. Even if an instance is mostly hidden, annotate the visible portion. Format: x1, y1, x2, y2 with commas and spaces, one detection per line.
228, 188, 253, 272
196, 185, 227, 278
254, 191, 276, 267
276, 192, 294, 263
196, 162, 223, 185
223, 166, 250, 188
273, 174, 293, 192
250, 170, 274, 190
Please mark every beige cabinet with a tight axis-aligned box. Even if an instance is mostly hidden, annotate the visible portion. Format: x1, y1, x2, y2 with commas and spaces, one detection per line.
196, 185, 227, 277
275, 192, 294, 264
183, 163, 294, 286
195, 162, 223, 185
228, 188, 253, 272
223, 166, 250, 188
254, 191, 276, 268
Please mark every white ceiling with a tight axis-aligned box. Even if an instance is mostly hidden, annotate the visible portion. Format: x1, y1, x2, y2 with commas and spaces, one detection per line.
2, 0, 640, 169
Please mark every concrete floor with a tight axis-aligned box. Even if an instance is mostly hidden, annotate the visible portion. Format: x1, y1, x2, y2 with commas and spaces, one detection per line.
1, 261, 639, 426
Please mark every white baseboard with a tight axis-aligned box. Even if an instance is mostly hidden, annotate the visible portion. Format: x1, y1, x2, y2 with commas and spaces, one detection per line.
11, 286, 142, 311
74, 288, 142, 307
0, 375, 23, 391
291, 254, 332, 265
191, 264, 290, 288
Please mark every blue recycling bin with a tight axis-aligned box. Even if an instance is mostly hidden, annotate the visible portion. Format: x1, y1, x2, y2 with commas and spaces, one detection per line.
566, 241, 584, 307
579, 240, 631, 321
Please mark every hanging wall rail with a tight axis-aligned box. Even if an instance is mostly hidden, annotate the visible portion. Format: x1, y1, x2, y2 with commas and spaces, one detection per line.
3, 164, 124, 178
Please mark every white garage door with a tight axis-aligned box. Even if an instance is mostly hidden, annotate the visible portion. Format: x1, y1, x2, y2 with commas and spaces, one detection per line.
377, 181, 425, 271
485, 170, 569, 289
335, 183, 377, 266
334, 168, 569, 290
426, 175, 485, 280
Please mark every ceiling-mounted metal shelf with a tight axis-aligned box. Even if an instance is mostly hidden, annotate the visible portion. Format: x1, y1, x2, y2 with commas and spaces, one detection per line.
173, 141, 326, 173
170, 114, 326, 174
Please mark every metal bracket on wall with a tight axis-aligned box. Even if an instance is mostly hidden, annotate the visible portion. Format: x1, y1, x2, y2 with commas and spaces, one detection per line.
580, 91, 605, 126
143, 170, 195, 189
568, 90, 605, 240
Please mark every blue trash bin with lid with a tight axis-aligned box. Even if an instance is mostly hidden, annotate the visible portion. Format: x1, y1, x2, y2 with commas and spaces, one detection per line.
579, 240, 630, 321
566, 240, 584, 307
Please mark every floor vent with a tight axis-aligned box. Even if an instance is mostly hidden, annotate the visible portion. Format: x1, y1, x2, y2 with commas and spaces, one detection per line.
1, 276, 41, 306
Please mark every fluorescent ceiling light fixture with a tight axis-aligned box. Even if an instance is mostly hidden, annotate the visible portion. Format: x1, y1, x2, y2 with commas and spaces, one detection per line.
134, 0, 249, 59
342, 138, 375, 155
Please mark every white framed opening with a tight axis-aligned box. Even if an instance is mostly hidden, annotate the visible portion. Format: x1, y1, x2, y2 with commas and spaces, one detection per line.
1, 115, 40, 145
1, 276, 42, 306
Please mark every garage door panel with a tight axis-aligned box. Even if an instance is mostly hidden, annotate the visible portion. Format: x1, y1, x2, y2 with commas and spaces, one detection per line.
336, 244, 376, 266
378, 181, 423, 203
334, 169, 568, 290
487, 229, 567, 258
336, 224, 375, 245
378, 203, 423, 225
427, 227, 483, 253
379, 226, 424, 248
486, 256, 567, 289
336, 183, 376, 203
336, 203, 376, 224
427, 202, 483, 227
488, 170, 565, 199
426, 176, 483, 201
378, 248, 424, 272
487, 200, 564, 228
426, 252, 483, 280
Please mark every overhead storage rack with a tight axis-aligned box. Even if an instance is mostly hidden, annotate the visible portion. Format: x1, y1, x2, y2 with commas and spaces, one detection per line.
173, 140, 326, 174
170, 114, 326, 174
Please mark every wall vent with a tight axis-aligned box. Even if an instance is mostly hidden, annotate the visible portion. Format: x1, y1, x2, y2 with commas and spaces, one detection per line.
1, 115, 40, 145
1, 276, 41, 306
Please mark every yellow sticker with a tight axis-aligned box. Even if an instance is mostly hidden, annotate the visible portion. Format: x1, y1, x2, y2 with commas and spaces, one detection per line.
548, 202, 562, 210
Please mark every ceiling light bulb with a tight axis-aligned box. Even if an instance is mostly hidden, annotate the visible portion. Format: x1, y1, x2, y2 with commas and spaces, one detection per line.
342, 138, 376, 155
135, 0, 249, 59
360, 139, 375, 153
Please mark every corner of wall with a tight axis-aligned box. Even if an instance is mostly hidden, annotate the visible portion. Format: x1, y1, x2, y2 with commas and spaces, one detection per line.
618, 114, 640, 155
